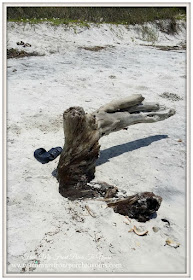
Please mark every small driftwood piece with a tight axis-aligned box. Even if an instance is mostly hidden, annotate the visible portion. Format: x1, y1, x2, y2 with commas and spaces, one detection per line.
85, 205, 96, 218
57, 94, 175, 197
107, 192, 162, 222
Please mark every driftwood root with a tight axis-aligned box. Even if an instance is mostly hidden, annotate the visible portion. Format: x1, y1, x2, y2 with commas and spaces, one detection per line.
107, 192, 162, 222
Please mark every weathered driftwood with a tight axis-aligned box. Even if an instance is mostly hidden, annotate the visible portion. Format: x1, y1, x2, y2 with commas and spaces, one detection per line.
107, 192, 162, 222
94, 94, 175, 137
57, 94, 175, 197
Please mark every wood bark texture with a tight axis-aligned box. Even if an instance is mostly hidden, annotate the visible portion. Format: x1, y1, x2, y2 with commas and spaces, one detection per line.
107, 192, 162, 222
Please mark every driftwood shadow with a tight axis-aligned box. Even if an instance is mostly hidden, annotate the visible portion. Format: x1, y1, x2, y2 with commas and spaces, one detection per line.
97, 134, 168, 166
52, 135, 168, 178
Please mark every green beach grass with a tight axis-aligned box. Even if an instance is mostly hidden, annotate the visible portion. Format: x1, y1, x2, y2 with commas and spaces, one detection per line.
7, 7, 186, 25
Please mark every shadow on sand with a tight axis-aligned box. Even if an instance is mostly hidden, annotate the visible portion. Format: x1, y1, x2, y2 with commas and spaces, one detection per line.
97, 134, 168, 166
52, 134, 168, 178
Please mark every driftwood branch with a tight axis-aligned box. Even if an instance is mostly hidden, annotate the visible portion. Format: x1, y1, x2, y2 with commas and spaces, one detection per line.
94, 94, 175, 137
57, 94, 175, 196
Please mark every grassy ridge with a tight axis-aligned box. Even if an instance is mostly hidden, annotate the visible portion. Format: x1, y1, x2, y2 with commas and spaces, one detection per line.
7, 7, 186, 25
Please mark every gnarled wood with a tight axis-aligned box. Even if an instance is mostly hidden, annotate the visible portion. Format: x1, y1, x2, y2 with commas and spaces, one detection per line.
107, 192, 162, 222
57, 94, 175, 195
57, 107, 100, 196
94, 94, 175, 137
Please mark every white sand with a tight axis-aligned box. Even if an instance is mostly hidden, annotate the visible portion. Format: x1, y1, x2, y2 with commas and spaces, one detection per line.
7, 21, 187, 274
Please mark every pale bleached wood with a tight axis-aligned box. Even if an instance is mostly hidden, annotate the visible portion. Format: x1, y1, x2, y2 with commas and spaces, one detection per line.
95, 108, 175, 137
95, 94, 144, 113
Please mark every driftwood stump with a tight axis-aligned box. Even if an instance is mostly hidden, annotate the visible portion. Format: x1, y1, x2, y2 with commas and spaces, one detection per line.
57, 94, 175, 198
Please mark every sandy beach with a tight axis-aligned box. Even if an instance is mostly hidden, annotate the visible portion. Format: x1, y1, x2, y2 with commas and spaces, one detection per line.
6, 20, 187, 275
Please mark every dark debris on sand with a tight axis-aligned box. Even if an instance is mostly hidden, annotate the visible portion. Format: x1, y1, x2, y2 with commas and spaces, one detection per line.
7, 48, 42, 59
